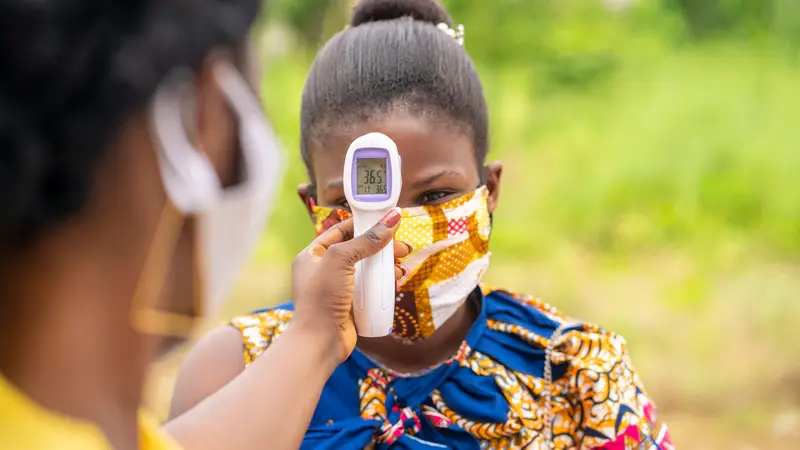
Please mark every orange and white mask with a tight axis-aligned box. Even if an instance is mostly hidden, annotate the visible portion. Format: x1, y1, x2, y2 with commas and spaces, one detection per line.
311, 186, 491, 341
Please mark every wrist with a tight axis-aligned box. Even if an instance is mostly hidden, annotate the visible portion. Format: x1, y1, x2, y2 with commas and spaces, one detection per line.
289, 312, 346, 370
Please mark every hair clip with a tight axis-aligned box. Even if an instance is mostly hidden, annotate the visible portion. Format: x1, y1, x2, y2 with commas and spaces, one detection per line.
436, 22, 465, 47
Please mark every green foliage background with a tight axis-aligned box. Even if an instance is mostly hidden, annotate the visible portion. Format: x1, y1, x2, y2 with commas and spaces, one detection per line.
255, 0, 800, 264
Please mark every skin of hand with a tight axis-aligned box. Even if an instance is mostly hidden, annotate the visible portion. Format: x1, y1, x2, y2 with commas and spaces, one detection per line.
290, 209, 411, 365
164, 207, 410, 450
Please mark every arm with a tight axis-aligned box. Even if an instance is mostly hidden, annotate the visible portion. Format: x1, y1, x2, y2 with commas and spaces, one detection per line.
168, 325, 245, 420
163, 214, 406, 450
163, 316, 339, 450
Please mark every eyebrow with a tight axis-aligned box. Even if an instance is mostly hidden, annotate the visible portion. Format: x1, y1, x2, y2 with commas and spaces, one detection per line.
325, 170, 461, 192
412, 170, 461, 189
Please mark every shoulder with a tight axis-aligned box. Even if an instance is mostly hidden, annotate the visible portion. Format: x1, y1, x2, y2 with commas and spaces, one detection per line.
169, 303, 296, 419
483, 288, 671, 448
483, 287, 624, 356
484, 288, 641, 384
228, 303, 295, 366
483, 287, 572, 323
481, 287, 639, 399
139, 412, 182, 450
481, 287, 586, 352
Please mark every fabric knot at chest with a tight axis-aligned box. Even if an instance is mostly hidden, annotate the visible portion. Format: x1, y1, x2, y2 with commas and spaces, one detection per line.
360, 368, 430, 445
378, 406, 421, 444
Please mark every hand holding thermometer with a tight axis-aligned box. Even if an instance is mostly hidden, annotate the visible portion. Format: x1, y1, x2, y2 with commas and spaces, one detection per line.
343, 132, 402, 337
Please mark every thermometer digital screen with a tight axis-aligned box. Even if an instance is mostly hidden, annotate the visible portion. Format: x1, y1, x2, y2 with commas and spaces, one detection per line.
356, 158, 387, 195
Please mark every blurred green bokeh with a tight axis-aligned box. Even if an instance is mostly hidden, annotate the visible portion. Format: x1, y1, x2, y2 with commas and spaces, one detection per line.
257, 0, 800, 263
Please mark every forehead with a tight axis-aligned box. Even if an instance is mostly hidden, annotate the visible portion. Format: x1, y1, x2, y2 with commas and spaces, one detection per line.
308, 114, 475, 185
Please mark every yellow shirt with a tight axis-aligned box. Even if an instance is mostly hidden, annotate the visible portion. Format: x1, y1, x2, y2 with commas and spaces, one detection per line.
0, 373, 181, 449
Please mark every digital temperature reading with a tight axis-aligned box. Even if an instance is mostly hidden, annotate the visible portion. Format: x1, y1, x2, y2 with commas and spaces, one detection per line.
356, 158, 387, 195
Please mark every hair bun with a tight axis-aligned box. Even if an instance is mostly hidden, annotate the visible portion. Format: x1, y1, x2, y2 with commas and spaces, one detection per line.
350, 0, 452, 27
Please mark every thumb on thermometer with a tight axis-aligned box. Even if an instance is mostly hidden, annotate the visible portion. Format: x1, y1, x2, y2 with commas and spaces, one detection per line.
336, 207, 402, 265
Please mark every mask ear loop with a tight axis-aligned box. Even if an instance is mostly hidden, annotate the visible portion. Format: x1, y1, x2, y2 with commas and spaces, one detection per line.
130, 70, 213, 338
130, 202, 198, 336
478, 165, 493, 228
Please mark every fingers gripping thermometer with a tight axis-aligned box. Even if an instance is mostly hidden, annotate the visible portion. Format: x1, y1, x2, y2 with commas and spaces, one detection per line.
343, 132, 402, 337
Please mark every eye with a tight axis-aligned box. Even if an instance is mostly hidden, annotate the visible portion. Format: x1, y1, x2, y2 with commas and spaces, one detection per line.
418, 191, 455, 205
335, 199, 351, 211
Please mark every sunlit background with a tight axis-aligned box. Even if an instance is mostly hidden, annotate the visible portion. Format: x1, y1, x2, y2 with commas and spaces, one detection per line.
147, 1, 800, 448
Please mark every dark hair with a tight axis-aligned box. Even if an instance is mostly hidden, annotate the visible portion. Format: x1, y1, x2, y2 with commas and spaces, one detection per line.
0, 0, 260, 245
300, 0, 488, 173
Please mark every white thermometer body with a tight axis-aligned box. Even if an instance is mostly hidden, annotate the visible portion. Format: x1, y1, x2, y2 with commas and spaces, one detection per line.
343, 132, 402, 337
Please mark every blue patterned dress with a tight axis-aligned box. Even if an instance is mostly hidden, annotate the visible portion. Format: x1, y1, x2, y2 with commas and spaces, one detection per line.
230, 288, 673, 449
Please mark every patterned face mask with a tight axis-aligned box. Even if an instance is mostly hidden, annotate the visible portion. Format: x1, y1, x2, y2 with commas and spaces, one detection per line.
310, 186, 492, 341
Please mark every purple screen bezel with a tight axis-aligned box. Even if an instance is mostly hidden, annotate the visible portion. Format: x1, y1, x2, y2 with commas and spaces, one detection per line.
351, 147, 392, 202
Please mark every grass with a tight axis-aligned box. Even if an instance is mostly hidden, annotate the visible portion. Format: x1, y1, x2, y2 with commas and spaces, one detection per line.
145, 40, 800, 448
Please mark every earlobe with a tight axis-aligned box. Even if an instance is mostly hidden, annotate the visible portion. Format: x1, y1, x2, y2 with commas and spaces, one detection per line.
485, 161, 503, 213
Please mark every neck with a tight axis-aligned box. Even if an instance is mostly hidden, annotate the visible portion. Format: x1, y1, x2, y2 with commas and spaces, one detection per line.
356, 291, 480, 374
0, 241, 149, 450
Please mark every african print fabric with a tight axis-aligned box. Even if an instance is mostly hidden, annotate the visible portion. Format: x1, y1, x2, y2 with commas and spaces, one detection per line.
229, 288, 673, 449
311, 187, 492, 340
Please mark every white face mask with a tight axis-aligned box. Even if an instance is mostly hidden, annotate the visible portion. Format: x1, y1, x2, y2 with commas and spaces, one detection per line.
146, 61, 283, 326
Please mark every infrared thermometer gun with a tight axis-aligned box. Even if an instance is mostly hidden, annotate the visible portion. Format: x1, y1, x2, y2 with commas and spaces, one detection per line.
343, 132, 402, 337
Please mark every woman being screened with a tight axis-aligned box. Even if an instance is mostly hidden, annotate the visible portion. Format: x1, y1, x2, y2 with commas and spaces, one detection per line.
171, 0, 674, 448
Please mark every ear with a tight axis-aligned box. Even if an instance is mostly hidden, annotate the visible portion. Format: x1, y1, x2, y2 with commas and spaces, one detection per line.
194, 53, 238, 187
485, 161, 503, 214
297, 184, 315, 219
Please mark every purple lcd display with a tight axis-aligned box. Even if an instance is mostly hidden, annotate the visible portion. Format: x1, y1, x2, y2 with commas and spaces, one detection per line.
351, 147, 392, 202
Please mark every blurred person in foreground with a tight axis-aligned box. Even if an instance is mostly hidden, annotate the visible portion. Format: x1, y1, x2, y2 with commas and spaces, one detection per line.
170, 0, 674, 449
0, 0, 412, 449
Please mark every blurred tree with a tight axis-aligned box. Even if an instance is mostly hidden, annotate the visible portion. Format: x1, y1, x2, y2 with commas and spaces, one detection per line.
663, 0, 771, 38
772, 0, 800, 48
442, 0, 630, 90
260, 0, 799, 94
265, 0, 348, 45
264, 0, 800, 51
